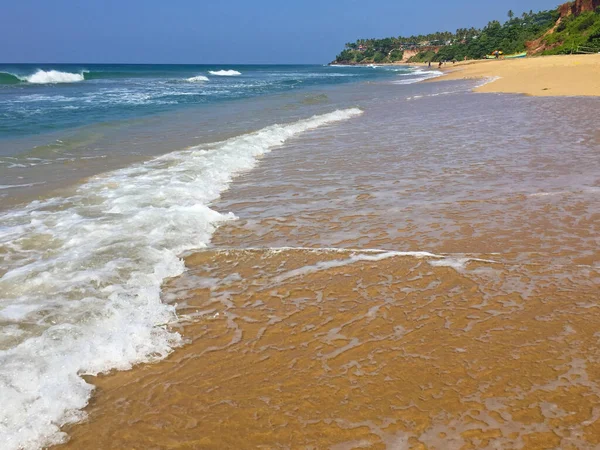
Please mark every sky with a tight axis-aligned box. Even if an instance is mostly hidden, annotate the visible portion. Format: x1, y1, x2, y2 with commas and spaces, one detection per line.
1, 0, 564, 64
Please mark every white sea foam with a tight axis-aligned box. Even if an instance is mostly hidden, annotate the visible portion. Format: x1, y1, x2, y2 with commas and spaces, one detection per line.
186, 75, 209, 82
0, 107, 363, 450
272, 251, 440, 283
429, 257, 471, 271
392, 69, 443, 85
209, 247, 495, 285
528, 191, 568, 198
24, 70, 85, 84
0, 182, 46, 190
297, 73, 357, 78
208, 70, 242, 76
474, 76, 501, 88
429, 257, 497, 271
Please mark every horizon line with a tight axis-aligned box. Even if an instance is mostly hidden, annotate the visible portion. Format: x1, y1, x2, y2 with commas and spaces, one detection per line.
0, 62, 332, 66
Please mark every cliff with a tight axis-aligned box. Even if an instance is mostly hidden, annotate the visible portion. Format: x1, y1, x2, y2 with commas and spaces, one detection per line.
560, 0, 600, 17
527, 0, 600, 53
401, 47, 441, 63
333, 1, 600, 65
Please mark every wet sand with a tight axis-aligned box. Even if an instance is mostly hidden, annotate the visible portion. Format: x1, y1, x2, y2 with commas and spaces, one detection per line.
58, 250, 599, 449
432, 54, 600, 97
53, 81, 600, 448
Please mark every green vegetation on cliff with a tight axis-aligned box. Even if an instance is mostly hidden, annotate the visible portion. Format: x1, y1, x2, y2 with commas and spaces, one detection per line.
333, 2, 600, 64
543, 8, 600, 53
428, 10, 558, 62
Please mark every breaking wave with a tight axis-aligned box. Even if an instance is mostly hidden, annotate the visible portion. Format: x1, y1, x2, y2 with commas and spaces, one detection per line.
209, 70, 242, 76
0, 70, 85, 85
24, 70, 85, 84
0, 72, 22, 85
392, 69, 443, 85
186, 75, 210, 82
0, 107, 363, 450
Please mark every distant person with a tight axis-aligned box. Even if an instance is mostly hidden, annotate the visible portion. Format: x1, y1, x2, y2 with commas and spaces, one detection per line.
438, 61, 443, 69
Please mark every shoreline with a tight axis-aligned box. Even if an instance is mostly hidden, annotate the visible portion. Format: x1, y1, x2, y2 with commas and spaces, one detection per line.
7, 63, 600, 450
48, 78, 600, 449
426, 54, 600, 97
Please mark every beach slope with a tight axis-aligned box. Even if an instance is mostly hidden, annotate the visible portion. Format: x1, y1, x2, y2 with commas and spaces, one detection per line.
434, 54, 600, 96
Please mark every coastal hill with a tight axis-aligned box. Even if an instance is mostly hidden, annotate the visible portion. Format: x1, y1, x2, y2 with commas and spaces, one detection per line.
332, 0, 600, 64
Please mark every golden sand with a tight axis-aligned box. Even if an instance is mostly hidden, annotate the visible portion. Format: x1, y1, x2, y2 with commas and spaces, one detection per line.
432, 54, 600, 97
56, 248, 600, 449
49, 64, 600, 449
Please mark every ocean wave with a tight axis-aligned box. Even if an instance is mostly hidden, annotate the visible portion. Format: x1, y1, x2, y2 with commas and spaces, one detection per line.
284, 72, 357, 78
24, 70, 85, 84
0, 69, 158, 85
0, 107, 363, 450
208, 70, 242, 76
0, 182, 46, 190
0, 70, 85, 85
0, 71, 22, 85
392, 70, 443, 85
186, 75, 209, 82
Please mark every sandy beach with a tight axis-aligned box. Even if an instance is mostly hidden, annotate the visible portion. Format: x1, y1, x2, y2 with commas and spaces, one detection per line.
57, 251, 600, 449
47, 79, 600, 449
431, 54, 600, 97
5, 0, 600, 448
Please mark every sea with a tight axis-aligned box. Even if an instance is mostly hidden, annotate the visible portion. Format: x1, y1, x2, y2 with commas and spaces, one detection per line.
1, 64, 599, 449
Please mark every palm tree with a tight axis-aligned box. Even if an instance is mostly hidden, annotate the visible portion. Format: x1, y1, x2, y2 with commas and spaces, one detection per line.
508, 10, 515, 20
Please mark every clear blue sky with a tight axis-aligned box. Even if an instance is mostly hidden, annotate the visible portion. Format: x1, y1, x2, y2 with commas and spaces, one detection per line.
1, 0, 563, 64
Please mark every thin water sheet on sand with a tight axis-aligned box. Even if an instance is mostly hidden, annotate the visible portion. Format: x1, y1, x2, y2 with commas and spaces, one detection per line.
54, 84, 600, 449
58, 248, 600, 449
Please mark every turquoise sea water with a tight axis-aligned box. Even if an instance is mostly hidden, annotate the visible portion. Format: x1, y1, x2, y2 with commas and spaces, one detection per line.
0, 64, 418, 139
0, 63, 441, 206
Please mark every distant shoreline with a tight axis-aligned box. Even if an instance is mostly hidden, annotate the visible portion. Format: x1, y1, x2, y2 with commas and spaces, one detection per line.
334, 54, 600, 98
425, 54, 600, 97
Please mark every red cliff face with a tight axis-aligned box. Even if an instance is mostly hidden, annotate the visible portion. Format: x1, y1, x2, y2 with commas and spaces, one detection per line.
527, 0, 599, 53
560, 0, 600, 18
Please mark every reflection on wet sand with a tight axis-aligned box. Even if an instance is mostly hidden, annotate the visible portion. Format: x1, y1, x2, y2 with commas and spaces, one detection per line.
60, 248, 599, 449
55, 84, 599, 449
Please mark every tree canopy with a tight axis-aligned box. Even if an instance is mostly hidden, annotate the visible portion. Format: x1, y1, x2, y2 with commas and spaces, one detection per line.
331, 4, 600, 64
